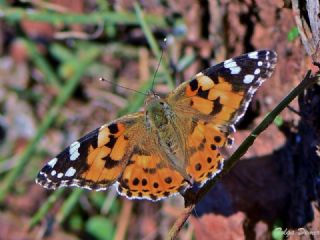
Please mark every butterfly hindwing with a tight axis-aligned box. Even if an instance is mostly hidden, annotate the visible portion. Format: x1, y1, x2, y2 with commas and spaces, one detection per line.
186, 120, 225, 185
117, 149, 189, 201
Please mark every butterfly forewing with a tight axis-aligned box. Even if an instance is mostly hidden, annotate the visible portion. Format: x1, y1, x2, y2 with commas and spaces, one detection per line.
36, 113, 143, 191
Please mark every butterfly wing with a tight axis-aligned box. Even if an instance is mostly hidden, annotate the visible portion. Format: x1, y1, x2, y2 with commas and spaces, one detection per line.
116, 145, 190, 201
36, 112, 144, 191
36, 112, 190, 201
167, 50, 277, 185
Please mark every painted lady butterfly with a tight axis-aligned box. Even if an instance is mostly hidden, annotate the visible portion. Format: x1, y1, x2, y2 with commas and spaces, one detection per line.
36, 50, 277, 201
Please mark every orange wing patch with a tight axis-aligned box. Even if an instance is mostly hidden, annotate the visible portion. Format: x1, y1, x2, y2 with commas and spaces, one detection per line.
187, 121, 225, 185
80, 123, 129, 186
187, 74, 246, 126
117, 152, 189, 201
36, 119, 135, 191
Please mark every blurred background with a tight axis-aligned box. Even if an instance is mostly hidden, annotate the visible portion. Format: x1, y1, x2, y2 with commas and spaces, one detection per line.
0, 0, 319, 240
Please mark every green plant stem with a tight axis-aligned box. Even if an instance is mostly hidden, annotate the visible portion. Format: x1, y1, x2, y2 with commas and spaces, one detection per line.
168, 71, 318, 239
24, 39, 62, 90
0, 47, 101, 203
56, 189, 84, 224
0, 7, 167, 27
28, 188, 64, 230
133, 3, 174, 89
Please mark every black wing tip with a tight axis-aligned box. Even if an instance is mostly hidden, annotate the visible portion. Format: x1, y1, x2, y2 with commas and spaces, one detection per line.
35, 172, 57, 190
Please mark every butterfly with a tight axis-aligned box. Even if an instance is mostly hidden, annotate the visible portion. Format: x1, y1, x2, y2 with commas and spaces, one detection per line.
36, 50, 277, 201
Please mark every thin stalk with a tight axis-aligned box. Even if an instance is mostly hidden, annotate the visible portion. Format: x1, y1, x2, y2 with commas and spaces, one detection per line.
0, 7, 167, 27
28, 188, 64, 230
133, 3, 174, 89
56, 189, 84, 224
24, 39, 62, 90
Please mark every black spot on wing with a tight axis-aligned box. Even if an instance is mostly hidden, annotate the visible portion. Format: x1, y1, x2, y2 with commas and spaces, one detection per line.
108, 123, 119, 134
133, 178, 139, 185
142, 178, 147, 186
165, 177, 172, 184
105, 135, 116, 148
150, 194, 157, 200
197, 87, 209, 99
102, 155, 121, 169
143, 168, 156, 174
210, 97, 223, 116
189, 79, 199, 91
36, 172, 47, 183
126, 191, 133, 197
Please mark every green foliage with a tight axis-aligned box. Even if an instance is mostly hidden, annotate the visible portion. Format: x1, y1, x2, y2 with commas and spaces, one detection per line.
85, 216, 115, 240
287, 27, 299, 42
90, 192, 107, 210
69, 214, 84, 232
271, 221, 284, 240
273, 115, 284, 127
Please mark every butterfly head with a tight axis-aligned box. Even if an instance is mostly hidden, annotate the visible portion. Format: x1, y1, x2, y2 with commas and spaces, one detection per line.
144, 90, 161, 106
144, 91, 171, 129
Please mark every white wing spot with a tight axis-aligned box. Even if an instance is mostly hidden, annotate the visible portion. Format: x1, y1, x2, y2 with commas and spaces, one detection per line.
248, 51, 258, 59
57, 173, 64, 178
48, 158, 57, 168
224, 59, 233, 65
254, 68, 261, 75
258, 61, 263, 66
243, 74, 255, 84
69, 141, 81, 161
223, 59, 241, 74
51, 170, 56, 176
65, 167, 76, 177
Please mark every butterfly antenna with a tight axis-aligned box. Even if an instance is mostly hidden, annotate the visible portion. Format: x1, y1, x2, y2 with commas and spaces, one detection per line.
99, 78, 147, 96
151, 39, 166, 93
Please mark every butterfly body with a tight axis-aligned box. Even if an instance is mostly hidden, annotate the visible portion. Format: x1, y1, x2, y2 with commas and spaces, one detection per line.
36, 50, 277, 201
145, 93, 190, 180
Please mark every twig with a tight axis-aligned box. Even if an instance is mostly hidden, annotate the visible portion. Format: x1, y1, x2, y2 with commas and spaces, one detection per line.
133, 3, 175, 89
167, 71, 319, 239
291, 0, 320, 62
28, 188, 64, 230
166, 205, 195, 240
56, 189, 84, 224
114, 200, 133, 240
54, 22, 104, 40
291, 0, 314, 57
